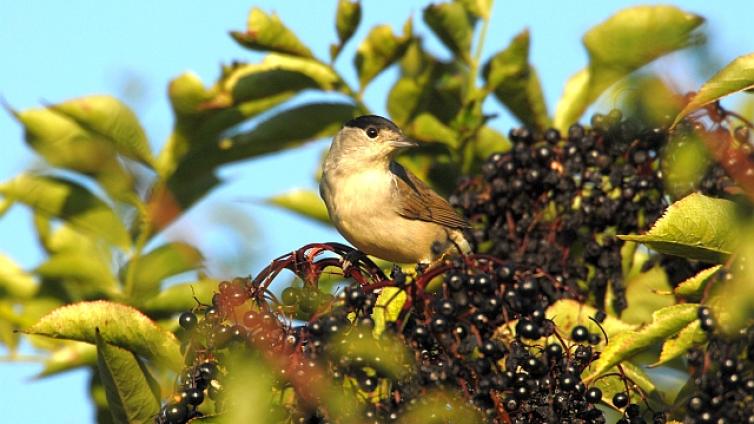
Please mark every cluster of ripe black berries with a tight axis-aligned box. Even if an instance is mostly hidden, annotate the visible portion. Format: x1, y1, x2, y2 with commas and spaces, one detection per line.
155, 249, 627, 424
451, 110, 739, 313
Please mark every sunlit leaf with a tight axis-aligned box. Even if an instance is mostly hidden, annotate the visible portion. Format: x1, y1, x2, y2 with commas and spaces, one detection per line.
674, 265, 722, 299
472, 126, 510, 161
652, 319, 707, 367
354, 18, 412, 89
483, 29, 549, 129
13, 106, 120, 173
387, 76, 424, 126
592, 361, 657, 408
0, 253, 37, 299
619, 193, 738, 262
0, 174, 131, 249
331, 0, 362, 60
584, 303, 699, 381
620, 265, 674, 326
662, 133, 711, 198
372, 287, 407, 337
423, 1, 476, 64
25, 300, 182, 370
95, 330, 161, 424
141, 280, 217, 316
553, 69, 590, 131
547, 299, 637, 339
395, 390, 484, 423
37, 341, 97, 378
51, 95, 154, 167
674, 53, 754, 126
168, 72, 212, 117
458, 0, 492, 19
708, 233, 754, 335
121, 242, 204, 301
266, 189, 330, 225
35, 251, 120, 298
230, 8, 314, 58
408, 113, 458, 147
554, 6, 703, 128
215, 55, 340, 103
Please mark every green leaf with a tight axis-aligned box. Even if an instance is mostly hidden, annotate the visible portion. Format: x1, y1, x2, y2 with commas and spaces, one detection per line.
331, 0, 361, 60
0, 254, 37, 299
553, 69, 591, 131
458, 0, 492, 19
25, 300, 182, 370
387, 76, 425, 126
51, 95, 154, 167
141, 280, 217, 316
473, 126, 510, 160
121, 242, 204, 301
423, 2, 476, 64
674, 53, 754, 126
95, 330, 161, 424
13, 106, 119, 174
554, 5, 704, 128
266, 189, 330, 225
37, 341, 97, 378
230, 8, 314, 58
408, 113, 459, 147
0, 174, 131, 249
483, 29, 549, 130
35, 251, 120, 298
584, 303, 699, 381
652, 319, 707, 367
547, 299, 637, 340
618, 193, 738, 262
708, 233, 754, 335
372, 287, 407, 337
215, 54, 340, 104
662, 133, 711, 198
168, 102, 357, 210
354, 18, 412, 89
168, 72, 212, 117
674, 265, 722, 299
620, 265, 674, 326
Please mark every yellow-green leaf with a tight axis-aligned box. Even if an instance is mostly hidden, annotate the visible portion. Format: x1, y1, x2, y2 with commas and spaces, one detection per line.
554, 6, 703, 128
547, 299, 637, 340
423, 1, 476, 64
331, 0, 361, 60
0, 174, 131, 249
266, 189, 330, 225
95, 330, 161, 424
141, 280, 217, 316
230, 8, 313, 58
0, 254, 37, 299
483, 29, 549, 130
553, 69, 591, 131
618, 193, 738, 263
674, 53, 754, 126
25, 300, 182, 370
584, 303, 699, 382
36, 251, 120, 298
121, 242, 204, 301
372, 287, 407, 337
37, 341, 97, 378
51, 95, 154, 167
354, 18, 412, 89
409, 113, 458, 147
674, 265, 722, 299
652, 319, 707, 367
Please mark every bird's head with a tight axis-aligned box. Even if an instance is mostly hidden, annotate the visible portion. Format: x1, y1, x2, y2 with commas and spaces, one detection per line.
329, 115, 417, 165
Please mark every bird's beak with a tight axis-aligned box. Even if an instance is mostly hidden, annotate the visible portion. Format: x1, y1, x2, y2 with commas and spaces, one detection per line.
389, 135, 418, 150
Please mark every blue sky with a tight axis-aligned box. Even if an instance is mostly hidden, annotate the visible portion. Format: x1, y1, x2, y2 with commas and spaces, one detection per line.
1, 1, 751, 422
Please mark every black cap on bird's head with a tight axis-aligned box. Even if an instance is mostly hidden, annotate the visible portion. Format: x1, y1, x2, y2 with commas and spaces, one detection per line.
344, 115, 401, 133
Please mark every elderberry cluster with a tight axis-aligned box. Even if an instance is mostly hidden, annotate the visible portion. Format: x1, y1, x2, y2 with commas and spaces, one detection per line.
155, 249, 621, 424
452, 111, 739, 313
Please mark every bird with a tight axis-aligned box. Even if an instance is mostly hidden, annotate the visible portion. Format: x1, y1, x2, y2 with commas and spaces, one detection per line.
319, 115, 471, 264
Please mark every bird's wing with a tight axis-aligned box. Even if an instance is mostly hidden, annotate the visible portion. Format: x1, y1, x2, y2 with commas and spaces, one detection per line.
389, 161, 469, 229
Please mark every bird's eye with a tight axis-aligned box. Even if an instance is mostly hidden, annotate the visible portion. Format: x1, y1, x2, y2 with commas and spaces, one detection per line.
366, 127, 379, 138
